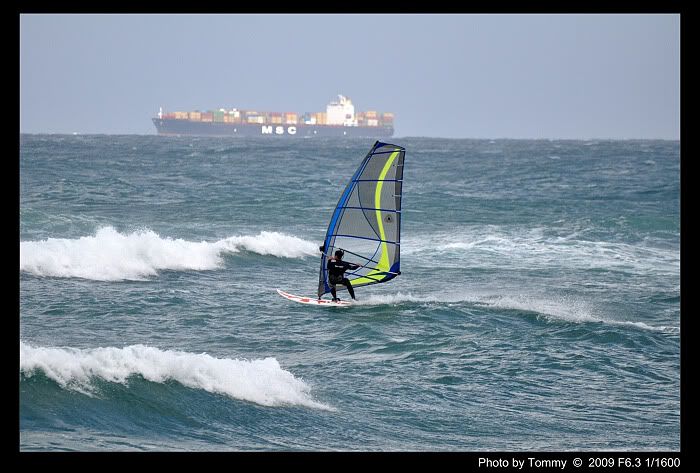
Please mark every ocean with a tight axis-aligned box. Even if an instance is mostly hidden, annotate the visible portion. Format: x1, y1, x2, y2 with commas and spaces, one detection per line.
19, 135, 680, 452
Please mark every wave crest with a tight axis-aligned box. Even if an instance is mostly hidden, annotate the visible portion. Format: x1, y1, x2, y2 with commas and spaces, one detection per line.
20, 226, 318, 281
19, 341, 331, 410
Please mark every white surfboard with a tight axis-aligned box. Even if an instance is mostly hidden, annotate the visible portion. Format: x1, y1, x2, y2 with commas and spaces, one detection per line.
277, 289, 352, 307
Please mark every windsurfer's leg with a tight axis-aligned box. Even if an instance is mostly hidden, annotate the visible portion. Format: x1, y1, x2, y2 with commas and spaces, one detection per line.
343, 279, 356, 300
330, 285, 338, 300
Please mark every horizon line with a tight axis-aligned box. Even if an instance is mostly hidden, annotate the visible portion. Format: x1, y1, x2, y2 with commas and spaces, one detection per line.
19, 132, 681, 141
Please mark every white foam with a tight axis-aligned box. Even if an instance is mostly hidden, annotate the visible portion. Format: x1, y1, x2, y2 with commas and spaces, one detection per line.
19, 341, 332, 410
354, 291, 468, 306
218, 232, 317, 259
20, 226, 318, 281
403, 227, 679, 276
472, 293, 677, 332
616, 321, 679, 334
356, 291, 677, 333
355, 290, 600, 322
477, 293, 603, 324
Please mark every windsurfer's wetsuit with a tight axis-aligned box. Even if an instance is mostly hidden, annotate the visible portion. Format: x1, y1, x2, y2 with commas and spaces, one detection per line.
327, 258, 359, 301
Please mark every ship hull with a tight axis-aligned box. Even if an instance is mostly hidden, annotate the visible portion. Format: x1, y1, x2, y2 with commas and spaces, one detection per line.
152, 118, 393, 138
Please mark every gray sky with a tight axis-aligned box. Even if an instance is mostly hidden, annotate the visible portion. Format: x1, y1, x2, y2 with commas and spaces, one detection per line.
20, 14, 680, 139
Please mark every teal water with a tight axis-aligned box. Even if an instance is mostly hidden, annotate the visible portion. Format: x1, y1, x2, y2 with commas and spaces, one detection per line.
20, 135, 680, 451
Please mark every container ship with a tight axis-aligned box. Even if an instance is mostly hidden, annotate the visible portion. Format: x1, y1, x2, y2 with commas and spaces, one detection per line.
152, 95, 394, 138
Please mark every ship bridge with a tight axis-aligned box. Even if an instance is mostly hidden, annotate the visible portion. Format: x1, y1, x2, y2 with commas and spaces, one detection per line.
326, 95, 356, 126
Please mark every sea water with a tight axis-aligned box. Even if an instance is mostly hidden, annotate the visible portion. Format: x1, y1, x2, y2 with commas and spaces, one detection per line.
19, 135, 680, 451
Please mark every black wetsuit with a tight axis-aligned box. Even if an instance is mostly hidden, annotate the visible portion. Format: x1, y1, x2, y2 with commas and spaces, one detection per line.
327, 259, 359, 300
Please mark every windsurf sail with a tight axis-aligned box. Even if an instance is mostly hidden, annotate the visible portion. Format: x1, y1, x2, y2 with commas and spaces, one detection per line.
318, 141, 405, 298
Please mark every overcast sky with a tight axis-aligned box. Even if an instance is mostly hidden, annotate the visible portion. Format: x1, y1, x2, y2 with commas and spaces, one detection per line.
20, 14, 680, 139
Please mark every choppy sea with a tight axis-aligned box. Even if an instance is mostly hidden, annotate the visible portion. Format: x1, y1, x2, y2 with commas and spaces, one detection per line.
19, 135, 681, 452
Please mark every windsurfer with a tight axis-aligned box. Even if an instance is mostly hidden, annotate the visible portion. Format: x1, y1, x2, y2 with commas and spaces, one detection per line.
320, 245, 359, 301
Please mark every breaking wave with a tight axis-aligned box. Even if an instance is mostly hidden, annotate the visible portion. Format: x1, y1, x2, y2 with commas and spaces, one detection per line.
20, 341, 332, 410
20, 226, 318, 281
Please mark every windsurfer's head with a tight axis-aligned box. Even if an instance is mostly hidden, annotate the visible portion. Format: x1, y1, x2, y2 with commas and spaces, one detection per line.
335, 249, 344, 259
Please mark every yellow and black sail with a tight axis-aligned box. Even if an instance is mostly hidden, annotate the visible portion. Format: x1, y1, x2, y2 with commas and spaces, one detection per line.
318, 141, 405, 298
